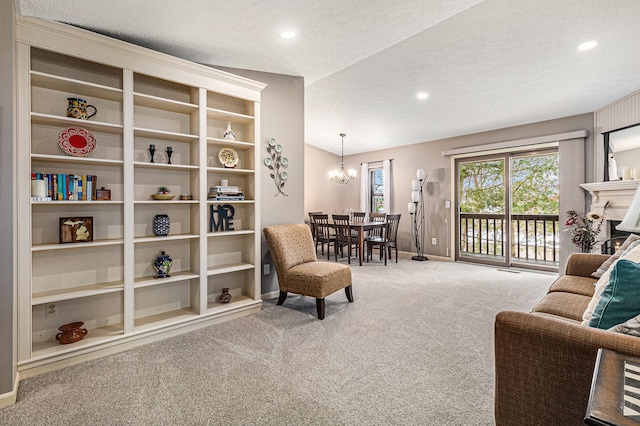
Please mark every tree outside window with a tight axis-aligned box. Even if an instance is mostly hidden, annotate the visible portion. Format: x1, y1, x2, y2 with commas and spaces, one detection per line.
371, 168, 384, 212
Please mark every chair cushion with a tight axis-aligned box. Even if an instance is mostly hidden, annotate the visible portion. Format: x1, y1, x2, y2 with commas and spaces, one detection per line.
284, 261, 351, 299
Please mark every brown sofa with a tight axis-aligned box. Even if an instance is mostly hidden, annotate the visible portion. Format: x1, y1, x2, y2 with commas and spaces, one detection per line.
494, 253, 640, 425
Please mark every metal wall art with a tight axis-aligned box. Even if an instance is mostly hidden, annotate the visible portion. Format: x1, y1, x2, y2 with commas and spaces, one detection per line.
264, 138, 288, 196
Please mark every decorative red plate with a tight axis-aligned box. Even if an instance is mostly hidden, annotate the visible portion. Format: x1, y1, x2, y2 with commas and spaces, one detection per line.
58, 127, 97, 157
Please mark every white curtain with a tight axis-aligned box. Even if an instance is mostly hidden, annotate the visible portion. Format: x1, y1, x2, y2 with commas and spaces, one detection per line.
383, 159, 391, 213
360, 162, 369, 212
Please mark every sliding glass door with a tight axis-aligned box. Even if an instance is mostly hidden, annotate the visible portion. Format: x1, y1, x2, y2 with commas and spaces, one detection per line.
456, 150, 559, 271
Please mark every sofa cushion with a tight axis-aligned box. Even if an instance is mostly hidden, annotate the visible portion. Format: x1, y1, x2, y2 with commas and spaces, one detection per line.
582, 241, 640, 325
589, 259, 640, 329
533, 291, 592, 322
548, 275, 596, 297
592, 234, 640, 278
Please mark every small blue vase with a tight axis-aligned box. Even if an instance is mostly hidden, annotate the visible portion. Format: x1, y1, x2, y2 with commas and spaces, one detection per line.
153, 251, 172, 278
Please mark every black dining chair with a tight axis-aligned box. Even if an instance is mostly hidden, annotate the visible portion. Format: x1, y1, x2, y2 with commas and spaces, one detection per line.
312, 214, 334, 260
332, 214, 359, 263
367, 214, 401, 265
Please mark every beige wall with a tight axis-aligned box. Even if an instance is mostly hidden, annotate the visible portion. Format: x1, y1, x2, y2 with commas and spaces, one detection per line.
214, 66, 305, 295
1, 0, 16, 396
305, 113, 595, 262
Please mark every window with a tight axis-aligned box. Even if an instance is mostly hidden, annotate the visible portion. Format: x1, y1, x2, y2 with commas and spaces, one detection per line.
370, 168, 384, 212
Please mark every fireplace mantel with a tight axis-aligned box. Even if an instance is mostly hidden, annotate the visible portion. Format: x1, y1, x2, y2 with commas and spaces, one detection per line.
580, 180, 640, 240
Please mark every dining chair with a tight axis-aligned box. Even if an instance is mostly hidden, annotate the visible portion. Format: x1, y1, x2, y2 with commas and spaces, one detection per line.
365, 212, 386, 242
332, 214, 359, 264
307, 211, 323, 250
311, 214, 334, 260
263, 224, 353, 320
367, 214, 401, 265
350, 212, 366, 239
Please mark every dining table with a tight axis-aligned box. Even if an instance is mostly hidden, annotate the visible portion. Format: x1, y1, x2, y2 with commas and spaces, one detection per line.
346, 220, 387, 266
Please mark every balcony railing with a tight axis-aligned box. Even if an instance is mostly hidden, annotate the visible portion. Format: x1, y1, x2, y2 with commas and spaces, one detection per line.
459, 213, 559, 265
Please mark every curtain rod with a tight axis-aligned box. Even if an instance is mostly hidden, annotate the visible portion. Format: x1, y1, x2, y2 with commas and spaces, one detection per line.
360, 158, 394, 165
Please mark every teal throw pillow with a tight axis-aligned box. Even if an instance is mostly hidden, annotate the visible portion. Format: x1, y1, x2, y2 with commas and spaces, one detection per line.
589, 259, 640, 329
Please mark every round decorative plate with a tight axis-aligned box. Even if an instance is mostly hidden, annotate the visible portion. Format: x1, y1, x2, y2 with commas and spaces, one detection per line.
264, 157, 273, 167
152, 194, 176, 200
58, 127, 97, 157
219, 147, 239, 168
268, 138, 276, 147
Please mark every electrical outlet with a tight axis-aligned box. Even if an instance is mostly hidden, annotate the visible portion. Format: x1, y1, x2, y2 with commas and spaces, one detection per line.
45, 303, 57, 318
263, 264, 270, 275
445, 200, 451, 208
431, 237, 437, 245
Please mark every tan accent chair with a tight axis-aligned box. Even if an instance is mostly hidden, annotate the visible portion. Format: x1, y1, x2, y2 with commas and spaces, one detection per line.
263, 224, 353, 320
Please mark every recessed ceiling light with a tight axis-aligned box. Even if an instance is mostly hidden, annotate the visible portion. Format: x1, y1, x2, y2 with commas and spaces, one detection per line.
416, 92, 429, 100
280, 31, 296, 40
578, 40, 598, 51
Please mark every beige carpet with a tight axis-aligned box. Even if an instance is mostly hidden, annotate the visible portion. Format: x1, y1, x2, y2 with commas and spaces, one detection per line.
0, 253, 555, 425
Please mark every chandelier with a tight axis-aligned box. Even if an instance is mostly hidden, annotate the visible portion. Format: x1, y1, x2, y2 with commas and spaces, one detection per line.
328, 133, 357, 184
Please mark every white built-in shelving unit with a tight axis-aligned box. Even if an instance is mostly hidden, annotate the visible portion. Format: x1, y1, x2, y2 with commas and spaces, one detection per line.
15, 16, 264, 376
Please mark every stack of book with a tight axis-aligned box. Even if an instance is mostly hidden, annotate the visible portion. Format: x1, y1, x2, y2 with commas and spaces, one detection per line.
31, 172, 98, 201
208, 185, 245, 201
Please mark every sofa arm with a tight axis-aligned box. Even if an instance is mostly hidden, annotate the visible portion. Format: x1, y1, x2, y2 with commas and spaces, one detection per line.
564, 252, 610, 277
494, 311, 640, 426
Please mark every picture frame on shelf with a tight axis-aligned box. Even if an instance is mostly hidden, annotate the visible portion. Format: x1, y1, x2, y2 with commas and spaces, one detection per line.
60, 216, 93, 243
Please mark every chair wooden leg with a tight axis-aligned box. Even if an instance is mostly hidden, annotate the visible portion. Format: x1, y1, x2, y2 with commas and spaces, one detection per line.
316, 298, 325, 320
276, 290, 287, 305
345, 285, 354, 302
384, 244, 387, 266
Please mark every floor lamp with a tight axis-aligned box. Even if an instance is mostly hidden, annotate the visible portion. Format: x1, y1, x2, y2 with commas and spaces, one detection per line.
408, 168, 428, 261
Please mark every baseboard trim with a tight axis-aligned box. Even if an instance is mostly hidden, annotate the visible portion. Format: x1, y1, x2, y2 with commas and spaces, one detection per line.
261, 290, 280, 301
0, 372, 20, 408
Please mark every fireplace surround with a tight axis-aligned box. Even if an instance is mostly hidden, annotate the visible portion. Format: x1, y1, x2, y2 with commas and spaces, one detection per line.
580, 180, 640, 249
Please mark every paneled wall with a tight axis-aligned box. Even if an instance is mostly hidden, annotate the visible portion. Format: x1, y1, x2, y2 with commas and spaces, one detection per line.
594, 89, 640, 181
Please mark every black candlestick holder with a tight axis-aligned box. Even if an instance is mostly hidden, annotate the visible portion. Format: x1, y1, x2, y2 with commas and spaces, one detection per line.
166, 148, 173, 164
149, 147, 155, 163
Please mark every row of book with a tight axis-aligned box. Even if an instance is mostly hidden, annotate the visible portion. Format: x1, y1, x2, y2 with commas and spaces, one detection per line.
207, 185, 245, 201
31, 173, 99, 201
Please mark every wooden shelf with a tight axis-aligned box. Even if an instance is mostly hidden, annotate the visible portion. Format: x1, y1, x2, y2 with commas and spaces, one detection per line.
31, 324, 124, 359
207, 262, 254, 276
133, 127, 198, 143
32, 281, 125, 305
32, 200, 124, 205
134, 199, 199, 205
133, 308, 199, 332
206, 199, 255, 205
134, 234, 199, 243
32, 238, 124, 252
31, 153, 124, 166
31, 112, 123, 134
134, 92, 198, 114
206, 166, 254, 175
207, 137, 254, 149
207, 108, 254, 123
31, 71, 123, 101
207, 230, 255, 238
133, 161, 198, 171
134, 271, 200, 289
206, 294, 255, 313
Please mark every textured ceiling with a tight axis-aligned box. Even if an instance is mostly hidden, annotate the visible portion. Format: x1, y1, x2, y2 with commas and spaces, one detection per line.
15, 0, 640, 155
